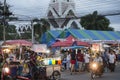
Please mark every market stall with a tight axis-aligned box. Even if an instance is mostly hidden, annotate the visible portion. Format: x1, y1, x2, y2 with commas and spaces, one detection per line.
2, 39, 32, 59
31, 44, 61, 79
3, 40, 32, 46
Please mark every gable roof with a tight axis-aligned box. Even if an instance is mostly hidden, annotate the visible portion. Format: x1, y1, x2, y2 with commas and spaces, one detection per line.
40, 29, 120, 46
68, 29, 120, 40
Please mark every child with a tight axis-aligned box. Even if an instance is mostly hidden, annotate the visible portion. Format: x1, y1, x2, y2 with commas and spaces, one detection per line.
62, 57, 67, 70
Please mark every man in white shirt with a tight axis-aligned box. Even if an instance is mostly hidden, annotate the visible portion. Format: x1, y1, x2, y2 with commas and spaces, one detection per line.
108, 50, 116, 72
84, 52, 90, 72
66, 52, 71, 70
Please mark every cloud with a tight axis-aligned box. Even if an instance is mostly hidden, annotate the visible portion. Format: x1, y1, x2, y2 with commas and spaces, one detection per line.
110, 24, 120, 31
9, 0, 46, 8
107, 15, 120, 24
5, 0, 120, 31
8, 0, 50, 17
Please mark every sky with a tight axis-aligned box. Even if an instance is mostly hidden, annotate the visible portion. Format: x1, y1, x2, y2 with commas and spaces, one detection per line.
1, 0, 120, 31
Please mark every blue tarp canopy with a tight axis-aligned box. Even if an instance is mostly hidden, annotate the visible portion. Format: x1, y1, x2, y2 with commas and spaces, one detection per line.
62, 46, 85, 50
40, 29, 120, 46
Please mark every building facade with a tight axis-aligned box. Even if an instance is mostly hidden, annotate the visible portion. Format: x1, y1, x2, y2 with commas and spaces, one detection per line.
46, 0, 84, 30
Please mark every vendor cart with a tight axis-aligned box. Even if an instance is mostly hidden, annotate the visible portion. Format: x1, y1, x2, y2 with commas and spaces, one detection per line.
31, 44, 61, 80
46, 64, 61, 79
36, 57, 61, 80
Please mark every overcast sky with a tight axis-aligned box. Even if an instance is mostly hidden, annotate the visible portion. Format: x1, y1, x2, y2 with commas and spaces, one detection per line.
1, 0, 120, 31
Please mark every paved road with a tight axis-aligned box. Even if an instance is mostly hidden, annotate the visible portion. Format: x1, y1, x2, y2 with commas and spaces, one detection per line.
61, 63, 120, 80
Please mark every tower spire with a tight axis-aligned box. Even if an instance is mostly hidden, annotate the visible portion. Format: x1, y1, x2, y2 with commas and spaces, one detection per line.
47, 0, 83, 30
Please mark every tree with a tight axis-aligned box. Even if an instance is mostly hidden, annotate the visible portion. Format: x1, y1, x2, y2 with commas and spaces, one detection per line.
0, 1, 18, 40
0, 24, 20, 40
0, 1, 12, 16
6, 25, 20, 39
80, 11, 114, 31
33, 18, 50, 42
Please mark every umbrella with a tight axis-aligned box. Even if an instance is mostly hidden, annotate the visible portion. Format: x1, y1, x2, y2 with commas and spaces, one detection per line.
3, 40, 32, 46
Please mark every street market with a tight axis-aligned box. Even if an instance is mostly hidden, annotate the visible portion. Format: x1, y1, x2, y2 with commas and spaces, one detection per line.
0, 0, 120, 80
0, 29, 120, 80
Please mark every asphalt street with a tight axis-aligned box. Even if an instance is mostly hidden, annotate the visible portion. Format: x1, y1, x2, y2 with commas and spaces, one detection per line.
61, 63, 120, 80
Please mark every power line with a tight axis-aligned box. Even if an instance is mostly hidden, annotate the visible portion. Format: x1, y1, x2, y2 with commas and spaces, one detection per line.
6, 0, 120, 19
7, 11, 120, 22
2, 0, 120, 21
76, 0, 120, 9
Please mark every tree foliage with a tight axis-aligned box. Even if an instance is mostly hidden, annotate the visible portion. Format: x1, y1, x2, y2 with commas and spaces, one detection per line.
6, 25, 20, 40
33, 18, 50, 42
80, 11, 114, 31
0, 1, 19, 40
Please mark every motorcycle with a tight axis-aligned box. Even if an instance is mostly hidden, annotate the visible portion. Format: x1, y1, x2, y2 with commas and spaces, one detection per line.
1, 61, 30, 80
90, 62, 104, 80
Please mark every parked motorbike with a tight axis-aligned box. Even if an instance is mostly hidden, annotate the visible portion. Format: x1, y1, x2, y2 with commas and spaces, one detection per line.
90, 62, 104, 80
2, 61, 30, 80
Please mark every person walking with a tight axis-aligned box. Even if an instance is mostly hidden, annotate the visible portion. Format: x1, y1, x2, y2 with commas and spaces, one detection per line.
76, 49, 84, 72
108, 50, 116, 72
83, 51, 90, 72
70, 49, 76, 75
101, 49, 109, 72
62, 57, 67, 70
66, 52, 71, 70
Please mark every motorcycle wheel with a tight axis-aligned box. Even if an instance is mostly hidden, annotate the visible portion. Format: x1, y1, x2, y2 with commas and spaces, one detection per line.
60, 66, 65, 72
52, 71, 61, 80
3, 76, 13, 80
32, 71, 41, 80
91, 72, 96, 80
98, 74, 102, 78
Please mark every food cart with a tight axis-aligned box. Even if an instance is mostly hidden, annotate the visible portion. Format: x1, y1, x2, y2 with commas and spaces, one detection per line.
32, 44, 61, 80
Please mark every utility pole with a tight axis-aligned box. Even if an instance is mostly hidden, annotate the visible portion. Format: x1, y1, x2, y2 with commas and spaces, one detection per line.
3, 0, 6, 42
31, 20, 34, 44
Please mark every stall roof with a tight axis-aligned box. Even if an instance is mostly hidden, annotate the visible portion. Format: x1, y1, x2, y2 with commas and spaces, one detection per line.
68, 29, 120, 40
40, 29, 120, 46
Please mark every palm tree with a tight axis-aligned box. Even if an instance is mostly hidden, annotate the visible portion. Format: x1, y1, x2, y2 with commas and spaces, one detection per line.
80, 11, 114, 31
